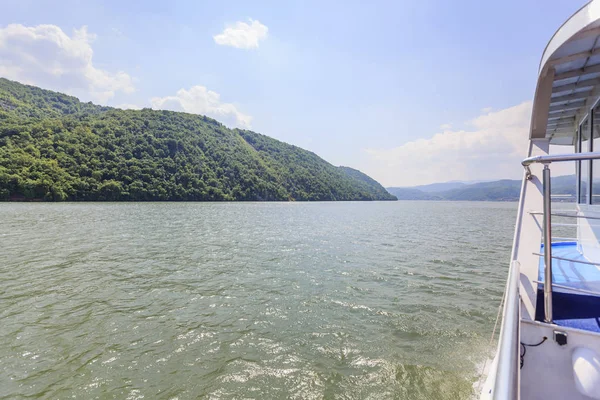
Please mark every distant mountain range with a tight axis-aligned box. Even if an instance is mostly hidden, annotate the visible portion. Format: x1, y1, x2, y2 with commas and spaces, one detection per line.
408, 181, 471, 193
387, 175, 577, 201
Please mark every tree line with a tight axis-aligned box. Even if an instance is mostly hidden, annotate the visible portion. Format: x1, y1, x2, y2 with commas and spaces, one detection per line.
0, 78, 396, 202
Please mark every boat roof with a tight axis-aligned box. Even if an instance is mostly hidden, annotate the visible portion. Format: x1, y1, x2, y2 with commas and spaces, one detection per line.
531, 1, 600, 145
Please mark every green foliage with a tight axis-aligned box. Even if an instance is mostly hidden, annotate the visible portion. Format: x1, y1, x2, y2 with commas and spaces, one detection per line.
0, 78, 396, 202
237, 130, 396, 201
387, 176, 577, 201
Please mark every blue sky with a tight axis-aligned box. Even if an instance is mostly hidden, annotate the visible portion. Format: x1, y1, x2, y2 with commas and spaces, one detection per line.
0, 0, 588, 185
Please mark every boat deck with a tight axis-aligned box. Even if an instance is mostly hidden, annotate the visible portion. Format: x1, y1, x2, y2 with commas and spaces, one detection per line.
536, 242, 600, 333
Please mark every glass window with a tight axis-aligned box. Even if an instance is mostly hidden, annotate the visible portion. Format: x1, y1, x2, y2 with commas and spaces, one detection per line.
593, 106, 600, 204
580, 118, 590, 204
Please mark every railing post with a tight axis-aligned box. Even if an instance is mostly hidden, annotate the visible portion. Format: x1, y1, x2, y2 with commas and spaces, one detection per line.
492, 261, 520, 400
543, 164, 553, 323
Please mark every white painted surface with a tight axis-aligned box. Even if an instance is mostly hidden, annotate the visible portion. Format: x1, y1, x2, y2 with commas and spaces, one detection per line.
516, 139, 550, 322
573, 347, 600, 399
520, 321, 600, 400
578, 204, 600, 262
479, 355, 497, 400
481, 2, 600, 398
530, 0, 600, 142
540, 2, 600, 70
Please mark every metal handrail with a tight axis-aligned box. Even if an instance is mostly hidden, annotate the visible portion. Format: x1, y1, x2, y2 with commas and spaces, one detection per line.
520, 151, 600, 323
550, 213, 600, 220
542, 165, 553, 322
522, 152, 600, 180
533, 281, 600, 297
490, 152, 600, 398
522, 151, 600, 166
532, 253, 600, 266
529, 212, 600, 220
492, 261, 520, 400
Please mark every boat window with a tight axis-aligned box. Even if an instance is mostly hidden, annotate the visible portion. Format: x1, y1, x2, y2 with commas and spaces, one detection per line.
580, 117, 590, 204
593, 106, 600, 204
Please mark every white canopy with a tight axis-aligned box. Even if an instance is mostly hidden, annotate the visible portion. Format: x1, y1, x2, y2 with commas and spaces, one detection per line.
531, 1, 600, 145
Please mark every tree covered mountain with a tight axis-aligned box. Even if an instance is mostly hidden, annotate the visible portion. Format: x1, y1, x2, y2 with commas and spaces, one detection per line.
0, 78, 396, 201
408, 181, 468, 193
388, 175, 577, 201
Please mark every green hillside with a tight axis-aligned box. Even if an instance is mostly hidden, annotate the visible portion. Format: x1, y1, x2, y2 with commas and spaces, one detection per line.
0, 78, 396, 202
383, 188, 442, 201
387, 176, 577, 201
442, 179, 522, 201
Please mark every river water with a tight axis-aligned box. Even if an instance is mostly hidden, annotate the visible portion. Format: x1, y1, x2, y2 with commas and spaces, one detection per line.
0, 201, 516, 399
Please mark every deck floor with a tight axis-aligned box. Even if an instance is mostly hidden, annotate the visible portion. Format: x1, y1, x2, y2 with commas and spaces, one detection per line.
537, 242, 600, 333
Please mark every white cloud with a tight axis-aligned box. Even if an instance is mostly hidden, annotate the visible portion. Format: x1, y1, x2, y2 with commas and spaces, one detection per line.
213, 19, 268, 49
440, 123, 452, 130
150, 85, 252, 128
0, 24, 134, 103
364, 101, 538, 187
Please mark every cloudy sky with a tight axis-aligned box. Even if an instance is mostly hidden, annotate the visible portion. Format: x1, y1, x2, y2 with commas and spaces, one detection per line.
0, 0, 588, 186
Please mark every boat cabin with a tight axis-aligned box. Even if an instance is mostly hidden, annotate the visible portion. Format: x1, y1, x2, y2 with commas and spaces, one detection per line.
484, 2, 600, 399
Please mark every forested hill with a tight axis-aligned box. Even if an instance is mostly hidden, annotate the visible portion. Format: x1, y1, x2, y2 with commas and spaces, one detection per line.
0, 78, 396, 201
387, 175, 577, 201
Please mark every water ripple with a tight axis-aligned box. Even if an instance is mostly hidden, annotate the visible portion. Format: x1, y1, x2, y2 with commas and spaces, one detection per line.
0, 201, 519, 399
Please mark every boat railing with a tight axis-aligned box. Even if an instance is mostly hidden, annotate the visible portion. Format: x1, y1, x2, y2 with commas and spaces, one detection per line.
487, 152, 600, 399
521, 151, 600, 323
492, 260, 520, 400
